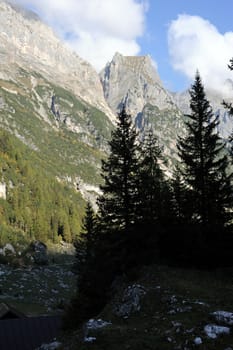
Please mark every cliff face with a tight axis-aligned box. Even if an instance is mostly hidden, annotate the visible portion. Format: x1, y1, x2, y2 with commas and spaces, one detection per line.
100, 52, 177, 116
100, 53, 184, 168
0, 0, 114, 120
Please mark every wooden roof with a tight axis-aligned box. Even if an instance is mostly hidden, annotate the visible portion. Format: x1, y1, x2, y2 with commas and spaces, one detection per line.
0, 302, 25, 319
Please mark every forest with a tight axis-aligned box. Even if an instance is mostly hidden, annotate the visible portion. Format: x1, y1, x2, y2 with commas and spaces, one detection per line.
64, 70, 233, 328
0, 128, 85, 246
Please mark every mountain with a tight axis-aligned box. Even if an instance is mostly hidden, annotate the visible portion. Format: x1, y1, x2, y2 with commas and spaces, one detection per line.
0, 0, 117, 244
0, 0, 115, 118
100, 52, 185, 167
172, 87, 233, 140
0, 0, 232, 245
0, 0, 116, 189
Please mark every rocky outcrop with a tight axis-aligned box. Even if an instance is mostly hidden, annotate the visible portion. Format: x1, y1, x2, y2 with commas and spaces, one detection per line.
100, 53, 184, 168
0, 182, 6, 199
113, 284, 146, 318
100, 52, 178, 118
0, 0, 115, 121
0, 243, 15, 256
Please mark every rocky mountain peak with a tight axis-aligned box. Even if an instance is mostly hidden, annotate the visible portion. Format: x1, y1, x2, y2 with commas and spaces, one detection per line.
111, 52, 162, 85
100, 52, 177, 118
100, 52, 184, 170
0, 0, 115, 120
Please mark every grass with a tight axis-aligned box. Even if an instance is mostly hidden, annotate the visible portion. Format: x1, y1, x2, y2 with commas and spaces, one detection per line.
63, 264, 233, 350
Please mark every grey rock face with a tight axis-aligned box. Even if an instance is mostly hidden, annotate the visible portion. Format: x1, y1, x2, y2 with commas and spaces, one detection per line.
100, 52, 177, 118
101, 53, 184, 169
0, 0, 114, 120
113, 284, 146, 318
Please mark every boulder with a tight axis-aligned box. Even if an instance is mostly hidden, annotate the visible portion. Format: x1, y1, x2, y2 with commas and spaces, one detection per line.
0, 243, 16, 256
113, 284, 146, 318
212, 311, 233, 325
30, 241, 48, 265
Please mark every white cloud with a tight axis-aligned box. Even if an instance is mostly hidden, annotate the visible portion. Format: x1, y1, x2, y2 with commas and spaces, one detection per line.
168, 14, 233, 95
13, 0, 147, 71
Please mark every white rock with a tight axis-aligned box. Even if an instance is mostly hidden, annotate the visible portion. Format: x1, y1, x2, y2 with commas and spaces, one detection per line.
86, 318, 111, 330
212, 311, 233, 325
194, 337, 202, 345
204, 324, 230, 339
84, 336, 96, 343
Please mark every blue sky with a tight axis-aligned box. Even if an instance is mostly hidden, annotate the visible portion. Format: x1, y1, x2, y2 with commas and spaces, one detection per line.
14, 0, 233, 93
140, 0, 233, 91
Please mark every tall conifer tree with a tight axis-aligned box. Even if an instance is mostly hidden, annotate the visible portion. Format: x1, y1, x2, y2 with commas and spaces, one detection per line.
223, 58, 233, 156
98, 105, 139, 233
137, 129, 167, 226
74, 201, 97, 286
65, 108, 140, 328
177, 72, 232, 228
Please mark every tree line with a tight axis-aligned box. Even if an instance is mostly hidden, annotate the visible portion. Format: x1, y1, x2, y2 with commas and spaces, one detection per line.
65, 71, 233, 328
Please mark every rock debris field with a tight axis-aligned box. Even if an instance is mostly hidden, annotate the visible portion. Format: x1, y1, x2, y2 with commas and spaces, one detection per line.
0, 263, 76, 315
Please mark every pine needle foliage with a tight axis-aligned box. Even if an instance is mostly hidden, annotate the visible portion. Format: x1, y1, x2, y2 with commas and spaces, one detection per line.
177, 72, 233, 228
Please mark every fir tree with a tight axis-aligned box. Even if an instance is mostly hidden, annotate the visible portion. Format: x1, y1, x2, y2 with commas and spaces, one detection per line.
98, 105, 139, 233
177, 72, 233, 228
137, 128, 167, 226
223, 58, 233, 157
170, 166, 193, 225
74, 201, 97, 288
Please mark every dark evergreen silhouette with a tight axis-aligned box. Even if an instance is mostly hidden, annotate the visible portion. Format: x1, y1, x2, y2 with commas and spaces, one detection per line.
131, 128, 172, 265
223, 58, 233, 158
73, 201, 97, 286
64, 201, 110, 329
98, 105, 139, 234
64, 107, 141, 328
177, 72, 233, 229
136, 129, 166, 226
223, 58, 233, 115
170, 167, 192, 224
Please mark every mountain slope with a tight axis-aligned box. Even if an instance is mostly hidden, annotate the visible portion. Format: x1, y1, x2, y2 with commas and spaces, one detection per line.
0, 0, 116, 193
0, 0, 115, 119
0, 0, 116, 243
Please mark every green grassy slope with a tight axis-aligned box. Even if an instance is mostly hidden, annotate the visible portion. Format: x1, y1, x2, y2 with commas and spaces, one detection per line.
0, 66, 115, 245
